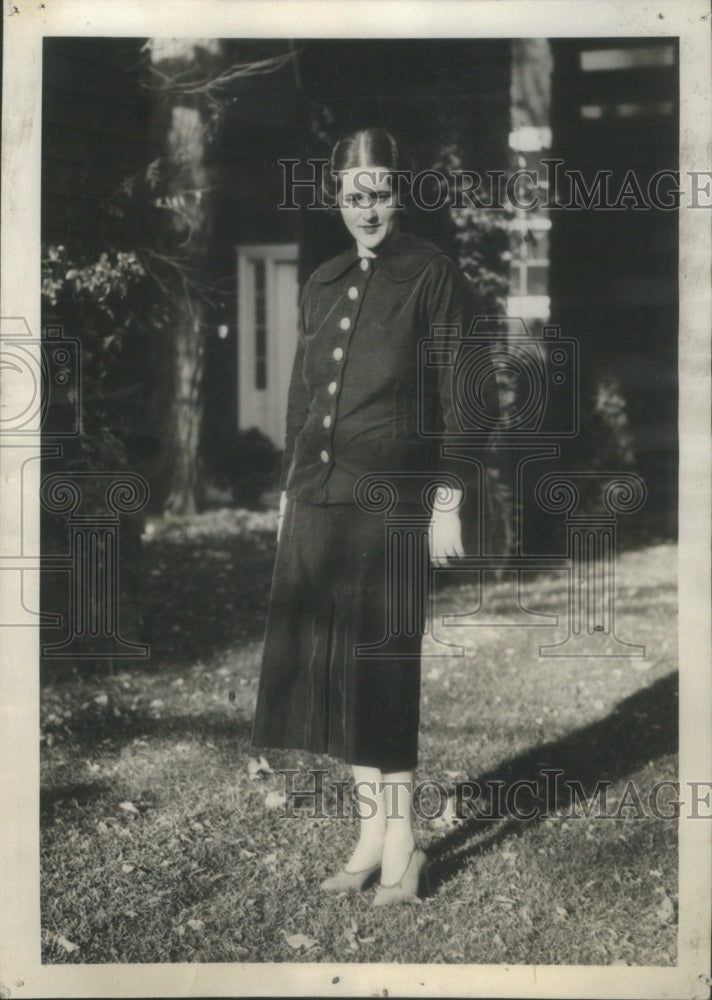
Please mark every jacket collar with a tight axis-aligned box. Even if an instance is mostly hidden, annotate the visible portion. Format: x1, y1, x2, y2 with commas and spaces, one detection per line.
315, 232, 443, 284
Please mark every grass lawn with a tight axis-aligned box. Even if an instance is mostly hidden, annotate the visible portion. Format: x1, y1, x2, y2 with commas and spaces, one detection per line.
40, 509, 678, 966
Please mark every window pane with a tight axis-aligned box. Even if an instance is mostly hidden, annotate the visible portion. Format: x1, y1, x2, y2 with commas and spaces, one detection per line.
254, 259, 267, 390
580, 46, 675, 71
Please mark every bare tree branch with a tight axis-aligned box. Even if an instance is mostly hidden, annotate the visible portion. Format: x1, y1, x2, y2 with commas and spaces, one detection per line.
143, 50, 300, 96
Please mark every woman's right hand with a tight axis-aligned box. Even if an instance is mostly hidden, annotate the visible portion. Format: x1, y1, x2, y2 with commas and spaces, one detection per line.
276, 490, 288, 542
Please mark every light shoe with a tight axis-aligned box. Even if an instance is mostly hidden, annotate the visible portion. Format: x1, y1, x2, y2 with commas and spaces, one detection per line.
373, 848, 428, 906
319, 863, 380, 892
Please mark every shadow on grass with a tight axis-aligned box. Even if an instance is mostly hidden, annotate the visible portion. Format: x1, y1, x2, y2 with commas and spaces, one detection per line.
425, 671, 678, 893
40, 531, 277, 676
40, 712, 255, 827
42, 710, 253, 760
40, 781, 112, 817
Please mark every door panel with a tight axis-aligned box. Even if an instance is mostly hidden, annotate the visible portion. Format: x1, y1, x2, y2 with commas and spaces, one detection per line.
237, 244, 299, 448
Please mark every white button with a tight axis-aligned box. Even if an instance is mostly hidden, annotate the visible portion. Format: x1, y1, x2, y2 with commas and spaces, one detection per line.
333, 347, 344, 361
328, 380, 337, 395
360, 258, 370, 271
348, 286, 359, 300
323, 414, 332, 428
339, 317, 351, 331
320, 449, 329, 463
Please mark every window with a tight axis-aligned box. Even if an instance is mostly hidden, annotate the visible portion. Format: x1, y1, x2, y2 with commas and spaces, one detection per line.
580, 45, 675, 72
253, 258, 267, 390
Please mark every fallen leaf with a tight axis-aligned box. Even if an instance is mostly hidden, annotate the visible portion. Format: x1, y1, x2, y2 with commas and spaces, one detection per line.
119, 801, 139, 816
248, 755, 273, 779
431, 796, 462, 829
283, 932, 318, 951
56, 935, 79, 954
343, 920, 359, 951
655, 892, 675, 924
264, 791, 286, 810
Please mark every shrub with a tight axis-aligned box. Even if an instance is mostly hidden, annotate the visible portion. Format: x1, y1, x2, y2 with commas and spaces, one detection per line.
205, 427, 283, 509
41, 244, 163, 475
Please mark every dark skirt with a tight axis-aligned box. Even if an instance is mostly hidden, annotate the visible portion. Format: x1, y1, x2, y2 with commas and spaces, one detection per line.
251, 498, 426, 771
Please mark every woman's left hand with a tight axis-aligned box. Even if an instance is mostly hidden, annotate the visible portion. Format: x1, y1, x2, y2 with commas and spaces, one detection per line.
430, 509, 465, 566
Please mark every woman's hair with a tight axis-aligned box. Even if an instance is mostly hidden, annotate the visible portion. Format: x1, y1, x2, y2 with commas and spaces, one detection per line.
324, 128, 410, 206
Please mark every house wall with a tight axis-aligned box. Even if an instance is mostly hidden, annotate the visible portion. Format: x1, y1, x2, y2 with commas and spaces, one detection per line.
547, 37, 679, 537
201, 39, 513, 476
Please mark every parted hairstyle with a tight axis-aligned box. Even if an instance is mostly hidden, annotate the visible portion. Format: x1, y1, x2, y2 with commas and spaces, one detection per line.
323, 128, 412, 208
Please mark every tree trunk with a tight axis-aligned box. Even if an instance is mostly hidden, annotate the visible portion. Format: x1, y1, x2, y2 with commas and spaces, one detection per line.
144, 44, 219, 516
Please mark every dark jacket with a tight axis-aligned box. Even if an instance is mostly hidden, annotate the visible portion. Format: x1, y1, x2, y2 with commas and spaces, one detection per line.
280, 231, 495, 504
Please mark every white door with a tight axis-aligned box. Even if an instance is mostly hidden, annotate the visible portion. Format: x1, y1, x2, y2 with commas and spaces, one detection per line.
236, 244, 299, 448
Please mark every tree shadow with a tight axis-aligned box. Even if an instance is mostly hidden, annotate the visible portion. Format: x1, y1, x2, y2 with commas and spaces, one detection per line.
41, 710, 253, 758
424, 671, 678, 892
40, 529, 276, 677
40, 781, 112, 817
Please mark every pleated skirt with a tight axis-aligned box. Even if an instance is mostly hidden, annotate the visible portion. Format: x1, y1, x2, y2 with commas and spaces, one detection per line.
251, 498, 425, 771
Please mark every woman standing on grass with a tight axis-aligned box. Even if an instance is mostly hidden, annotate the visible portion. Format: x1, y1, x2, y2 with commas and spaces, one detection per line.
251, 128, 482, 905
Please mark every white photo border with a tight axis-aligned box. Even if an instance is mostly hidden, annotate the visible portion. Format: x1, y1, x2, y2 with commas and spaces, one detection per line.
1, 1, 710, 997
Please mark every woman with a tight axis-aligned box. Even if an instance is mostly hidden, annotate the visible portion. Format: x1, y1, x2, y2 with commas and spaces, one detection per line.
251, 128, 477, 905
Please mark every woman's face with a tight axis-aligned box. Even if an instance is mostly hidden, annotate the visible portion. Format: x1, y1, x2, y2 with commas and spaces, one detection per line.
337, 167, 400, 254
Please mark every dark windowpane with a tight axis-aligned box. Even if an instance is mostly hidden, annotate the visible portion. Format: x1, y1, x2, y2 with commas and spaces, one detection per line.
254, 259, 267, 390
